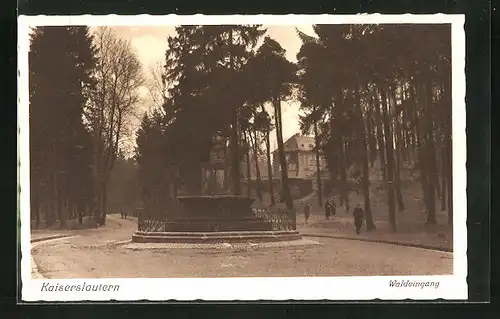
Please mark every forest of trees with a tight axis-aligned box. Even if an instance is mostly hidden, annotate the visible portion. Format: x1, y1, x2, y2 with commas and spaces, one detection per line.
29, 24, 452, 232
29, 26, 143, 228
296, 24, 452, 231
135, 25, 298, 215
136, 24, 452, 232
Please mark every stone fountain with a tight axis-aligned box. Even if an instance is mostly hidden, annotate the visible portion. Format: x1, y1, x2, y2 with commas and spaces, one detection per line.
132, 136, 301, 244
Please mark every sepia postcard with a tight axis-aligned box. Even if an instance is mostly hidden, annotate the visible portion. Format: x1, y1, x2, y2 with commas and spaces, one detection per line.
18, 14, 467, 301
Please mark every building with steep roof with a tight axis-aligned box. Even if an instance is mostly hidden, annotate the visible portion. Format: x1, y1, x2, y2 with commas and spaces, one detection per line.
272, 133, 328, 180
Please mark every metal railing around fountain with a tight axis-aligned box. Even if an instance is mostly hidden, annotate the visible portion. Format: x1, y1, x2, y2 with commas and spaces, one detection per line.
136, 207, 170, 232
252, 208, 297, 231
137, 206, 297, 232
137, 215, 168, 232
136, 201, 185, 232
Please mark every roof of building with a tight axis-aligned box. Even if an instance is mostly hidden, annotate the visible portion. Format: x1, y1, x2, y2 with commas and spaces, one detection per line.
273, 133, 315, 153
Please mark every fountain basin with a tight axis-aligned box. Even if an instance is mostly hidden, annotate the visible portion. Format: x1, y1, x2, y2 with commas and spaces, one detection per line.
176, 195, 255, 219
132, 195, 301, 243
166, 195, 269, 232
132, 230, 302, 244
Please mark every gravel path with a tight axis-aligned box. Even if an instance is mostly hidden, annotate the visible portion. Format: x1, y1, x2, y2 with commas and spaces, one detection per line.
32, 215, 452, 279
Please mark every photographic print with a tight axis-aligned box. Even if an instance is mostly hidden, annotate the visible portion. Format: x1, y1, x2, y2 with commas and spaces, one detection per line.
18, 14, 467, 301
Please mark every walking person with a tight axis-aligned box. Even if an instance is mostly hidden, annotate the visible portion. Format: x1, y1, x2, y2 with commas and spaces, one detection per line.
304, 202, 311, 224
324, 199, 331, 220
330, 198, 337, 217
353, 203, 365, 234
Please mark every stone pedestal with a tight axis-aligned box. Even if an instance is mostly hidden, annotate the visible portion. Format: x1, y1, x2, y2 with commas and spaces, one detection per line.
132, 230, 302, 244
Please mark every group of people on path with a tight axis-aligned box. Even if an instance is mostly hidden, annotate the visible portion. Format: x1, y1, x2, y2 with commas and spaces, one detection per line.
120, 210, 129, 219
303, 199, 366, 234
324, 198, 336, 220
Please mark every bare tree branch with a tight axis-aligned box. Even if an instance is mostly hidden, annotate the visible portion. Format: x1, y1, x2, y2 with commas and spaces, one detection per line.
84, 26, 145, 223
146, 61, 167, 111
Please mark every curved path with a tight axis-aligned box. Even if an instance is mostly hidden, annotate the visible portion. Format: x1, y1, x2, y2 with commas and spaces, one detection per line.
31, 214, 453, 279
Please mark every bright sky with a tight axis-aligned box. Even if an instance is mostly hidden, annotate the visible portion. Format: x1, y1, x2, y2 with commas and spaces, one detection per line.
110, 25, 316, 152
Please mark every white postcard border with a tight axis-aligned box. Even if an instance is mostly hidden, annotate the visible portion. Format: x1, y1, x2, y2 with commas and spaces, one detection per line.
18, 14, 467, 301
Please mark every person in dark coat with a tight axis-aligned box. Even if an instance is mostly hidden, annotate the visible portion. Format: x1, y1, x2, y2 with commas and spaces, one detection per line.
325, 199, 331, 220
352, 203, 365, 234
325, 198, 337, 219
304, 203, 311, 224
330, 198, 337, 217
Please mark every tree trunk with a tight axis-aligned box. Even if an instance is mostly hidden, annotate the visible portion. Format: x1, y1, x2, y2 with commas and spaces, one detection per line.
338, 139, 348, 210
355, 88, 375, 231
273, 96, 293, 210
435, 170, 442, 199
100, 179, 108, 225
46, 175, 54, 226
54, 171, 64, 227
381, 88, 396, 232
63, 199, 69, 225
328, 99, 344, 203
66, 200, 72, 226
442, 64, 453, 226
434, 150, 443, 199
422, 81, 437, 225
394, 142, 405, 212
265, 130, 275, 206
401, 126, 408, 163
251, 128, 263, 202
425, 143, 437, 225
446, 136, 453, 225
57, 196, 64, 228
312, 108, 323, 207
410, 83, 428, 217
45, 155, 55, 227
33, 185, 40, 228
260, 105, 275, 206
366, 108, 378, 166
78, 201, 83, 225
374, 99, 387, 183
223, 141, 229, 191
391, 90, 405, 212
409, 128, 417, 165
173, 177, 178, 199
441, 146, 447, 211
343, 140, 350, 211
95, 179, 102, 224
244, 131, 252, 198
401, 84, 411, 164
416, 123, 429, 214
229, 30, 241, 195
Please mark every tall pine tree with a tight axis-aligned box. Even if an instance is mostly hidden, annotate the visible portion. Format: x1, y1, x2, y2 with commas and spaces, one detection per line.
29, 26, 97, 228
